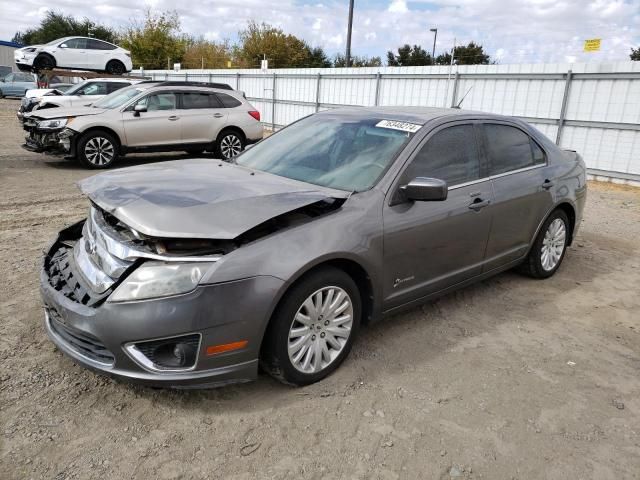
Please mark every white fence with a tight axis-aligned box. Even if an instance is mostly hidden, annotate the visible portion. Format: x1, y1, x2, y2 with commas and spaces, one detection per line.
146, 62, 640, 184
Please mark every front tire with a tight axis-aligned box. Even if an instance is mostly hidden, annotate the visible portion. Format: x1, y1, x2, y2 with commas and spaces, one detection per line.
261, 267, 361, 386
519, 209, 569, 279
77, 131, 118, 169
215, 130, 245, 160
33, 54, 55, 72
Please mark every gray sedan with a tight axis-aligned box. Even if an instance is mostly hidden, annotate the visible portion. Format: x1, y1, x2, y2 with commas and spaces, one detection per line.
40, 107, 587, 387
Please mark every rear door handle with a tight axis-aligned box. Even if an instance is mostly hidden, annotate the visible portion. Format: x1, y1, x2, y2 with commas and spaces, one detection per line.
468, 198, 491, 211
542, 179, 555, 190
168, 116, 179, 121
213, 113, 224, 118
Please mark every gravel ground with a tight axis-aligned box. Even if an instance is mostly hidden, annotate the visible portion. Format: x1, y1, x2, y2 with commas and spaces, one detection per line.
1, 97, 640, 480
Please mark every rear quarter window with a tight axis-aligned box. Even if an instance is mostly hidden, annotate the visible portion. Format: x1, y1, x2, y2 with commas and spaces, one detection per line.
216, 93, 242, 108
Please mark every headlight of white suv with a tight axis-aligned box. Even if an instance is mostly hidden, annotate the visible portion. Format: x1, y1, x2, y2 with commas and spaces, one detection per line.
37, 118, 70, 130
108, 262, 212, 302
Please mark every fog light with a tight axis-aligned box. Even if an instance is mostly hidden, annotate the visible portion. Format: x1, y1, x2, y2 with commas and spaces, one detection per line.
125, 334, 201, 372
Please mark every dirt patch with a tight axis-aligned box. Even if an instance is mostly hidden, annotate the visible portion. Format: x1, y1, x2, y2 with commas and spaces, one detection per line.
1, 98, 640, 479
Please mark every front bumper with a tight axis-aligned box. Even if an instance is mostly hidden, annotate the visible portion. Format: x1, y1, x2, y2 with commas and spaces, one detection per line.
39, 233, 284, 388
22, 124, 77, 157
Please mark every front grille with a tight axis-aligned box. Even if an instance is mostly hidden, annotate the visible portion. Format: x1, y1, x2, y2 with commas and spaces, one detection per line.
48, 309, 115, 365
46, 243, 105, 306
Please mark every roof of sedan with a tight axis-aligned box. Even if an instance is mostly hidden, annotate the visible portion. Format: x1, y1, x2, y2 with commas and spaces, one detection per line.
320, 106, 497, 124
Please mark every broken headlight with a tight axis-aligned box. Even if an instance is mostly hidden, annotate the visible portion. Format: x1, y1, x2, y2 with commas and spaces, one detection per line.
108, 262, 212, 302
37, 118, 72, 131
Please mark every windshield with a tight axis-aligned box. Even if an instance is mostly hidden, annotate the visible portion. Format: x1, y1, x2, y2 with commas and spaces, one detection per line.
92, 87, 145, 109
236, 114, 416, 192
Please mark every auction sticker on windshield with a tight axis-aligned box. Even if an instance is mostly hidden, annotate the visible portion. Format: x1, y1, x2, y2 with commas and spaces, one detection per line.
375, 120, 422, 133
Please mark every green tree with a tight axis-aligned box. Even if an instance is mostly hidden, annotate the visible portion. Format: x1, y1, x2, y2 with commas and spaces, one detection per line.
631, 47, 640, 61
183, 38, 233, 69
119, 9, 187, 70
306, 46, 332, 68
333, 54, 382, 67
387, 44, 433, 66
236, 21, 311, 68
12, 10, 117, 45
435, 42, 491, 65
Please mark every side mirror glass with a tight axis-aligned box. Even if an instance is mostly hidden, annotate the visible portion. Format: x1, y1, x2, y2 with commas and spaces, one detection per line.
133, 104, 147, 116
400, 177, 448, 202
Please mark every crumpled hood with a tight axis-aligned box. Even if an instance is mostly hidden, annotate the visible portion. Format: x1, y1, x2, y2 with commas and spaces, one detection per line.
78, 158, 349, 239
29, 106, 107, 120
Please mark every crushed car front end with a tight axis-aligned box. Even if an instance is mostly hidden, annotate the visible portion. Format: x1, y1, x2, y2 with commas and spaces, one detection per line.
22, 115, 78, 157
40, 204, 282, 388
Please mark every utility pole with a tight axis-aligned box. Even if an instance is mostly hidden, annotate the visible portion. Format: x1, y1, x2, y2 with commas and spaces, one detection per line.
430, 28, 437, 61
345, 0, 354, 67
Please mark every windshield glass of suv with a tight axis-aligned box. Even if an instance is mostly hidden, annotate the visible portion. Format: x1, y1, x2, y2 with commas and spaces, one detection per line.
236, 114, 415, 192
92, 87, 145, 109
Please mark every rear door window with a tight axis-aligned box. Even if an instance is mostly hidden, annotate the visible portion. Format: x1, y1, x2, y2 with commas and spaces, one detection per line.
484, 124, 545, 175
216, 93, 242, 108
106, 82, 131, 94
87, 39, 117, 50
403, 124, 481, 186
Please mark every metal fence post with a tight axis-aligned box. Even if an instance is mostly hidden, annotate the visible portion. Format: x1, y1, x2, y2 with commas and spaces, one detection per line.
185, 72, 188, 82
272, 73, 277, 131
450, 71, 460, 108
315, 73, 322, 112
208, 73, 212, 83
374, 72, 381, 106
236, 72, 240, 90
556, 69, 573, 145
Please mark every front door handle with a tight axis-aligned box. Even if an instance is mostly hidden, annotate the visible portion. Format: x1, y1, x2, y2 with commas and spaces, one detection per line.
468, 198, 491, 211
542, 179, 555, 190
213, 113, 224, 118
168, 116, 179, 121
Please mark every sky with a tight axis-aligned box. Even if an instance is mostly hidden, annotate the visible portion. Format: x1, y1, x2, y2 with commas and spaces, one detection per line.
1, 0, 639, 64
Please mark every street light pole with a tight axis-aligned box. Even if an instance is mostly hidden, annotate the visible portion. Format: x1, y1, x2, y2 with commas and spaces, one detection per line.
430, 28, 437, 61
346, 0, 354, 67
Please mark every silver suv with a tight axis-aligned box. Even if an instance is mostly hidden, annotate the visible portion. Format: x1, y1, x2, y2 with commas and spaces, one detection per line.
22, 82, 263, 168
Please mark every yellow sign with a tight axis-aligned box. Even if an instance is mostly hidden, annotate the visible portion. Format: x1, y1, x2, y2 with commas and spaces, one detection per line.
584, 39, 601, 52
227, 60, 232, 68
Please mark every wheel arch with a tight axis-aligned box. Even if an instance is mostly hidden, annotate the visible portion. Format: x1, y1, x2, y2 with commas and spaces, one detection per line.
529, 200, 577, 254
77, 126, 123, 153
258, 256, 376, 356
218, 126, 246, 142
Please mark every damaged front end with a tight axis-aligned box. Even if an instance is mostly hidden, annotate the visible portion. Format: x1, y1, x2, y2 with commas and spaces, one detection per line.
22, 116, 77, 158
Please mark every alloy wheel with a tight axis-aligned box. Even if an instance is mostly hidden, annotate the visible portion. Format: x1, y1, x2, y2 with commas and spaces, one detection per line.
84, 137, 115, 166
287, 286, 354, 374
219, 134, 242, 159
541, 218, 566, 271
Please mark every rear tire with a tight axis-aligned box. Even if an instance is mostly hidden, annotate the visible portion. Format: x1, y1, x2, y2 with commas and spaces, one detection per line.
260, 267, 361, 386
105, 60, 126, 75
519, 209, 570, 279
77, 130, 119, 169
215, 129, 245, 160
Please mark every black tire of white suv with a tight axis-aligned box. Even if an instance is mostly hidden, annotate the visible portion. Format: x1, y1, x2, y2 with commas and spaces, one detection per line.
77, 130, 119, 169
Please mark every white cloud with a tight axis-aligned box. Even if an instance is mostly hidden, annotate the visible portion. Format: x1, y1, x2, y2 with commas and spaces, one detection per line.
388, 0, 409, 13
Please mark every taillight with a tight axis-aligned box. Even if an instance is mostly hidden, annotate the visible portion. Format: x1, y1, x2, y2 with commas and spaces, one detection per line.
248, 110, 260, 121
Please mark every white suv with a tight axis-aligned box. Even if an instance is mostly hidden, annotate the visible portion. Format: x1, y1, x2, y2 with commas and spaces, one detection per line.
22, 83, 264, 168
18, 78, 139, 120
15, 37, 133, 74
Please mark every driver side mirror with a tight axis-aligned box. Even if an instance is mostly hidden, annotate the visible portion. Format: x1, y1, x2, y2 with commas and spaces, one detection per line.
133, 104, 147, 116
400, 177, 448, 202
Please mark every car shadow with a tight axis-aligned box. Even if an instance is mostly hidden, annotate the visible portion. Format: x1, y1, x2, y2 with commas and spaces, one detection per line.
42, 151, 222, 170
